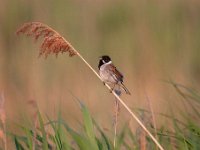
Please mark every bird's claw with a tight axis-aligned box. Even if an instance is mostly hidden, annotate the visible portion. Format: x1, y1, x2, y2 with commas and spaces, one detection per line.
109, 88, 114, 93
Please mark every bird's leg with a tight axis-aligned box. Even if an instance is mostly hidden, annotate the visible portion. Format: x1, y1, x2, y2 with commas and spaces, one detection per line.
102, 82, 116, 93
110, 84, 116, 93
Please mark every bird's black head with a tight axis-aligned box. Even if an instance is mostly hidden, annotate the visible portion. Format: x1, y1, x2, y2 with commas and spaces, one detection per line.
98, 55, 112, 69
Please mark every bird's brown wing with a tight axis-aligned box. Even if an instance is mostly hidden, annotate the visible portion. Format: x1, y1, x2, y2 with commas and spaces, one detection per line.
108, 64, 124, 82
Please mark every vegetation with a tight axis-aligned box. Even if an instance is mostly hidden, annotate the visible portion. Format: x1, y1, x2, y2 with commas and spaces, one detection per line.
6, 82, 200, 150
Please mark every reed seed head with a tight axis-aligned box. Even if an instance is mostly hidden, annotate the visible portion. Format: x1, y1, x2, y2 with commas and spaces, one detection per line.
16, 22, 77, 58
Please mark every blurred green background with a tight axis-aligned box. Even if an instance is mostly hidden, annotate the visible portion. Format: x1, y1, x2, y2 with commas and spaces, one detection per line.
0, 0, 200, 145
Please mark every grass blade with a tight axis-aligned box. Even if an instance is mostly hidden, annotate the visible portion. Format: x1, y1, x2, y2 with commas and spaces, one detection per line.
14, 136, 25, 150
37, 110, 48, 150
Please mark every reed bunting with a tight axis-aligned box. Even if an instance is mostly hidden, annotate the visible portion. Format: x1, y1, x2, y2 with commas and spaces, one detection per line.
98, 55, 131, 95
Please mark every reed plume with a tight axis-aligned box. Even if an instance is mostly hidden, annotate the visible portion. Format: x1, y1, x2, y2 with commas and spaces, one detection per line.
16, 22, 164, 150
16, 22, 77, 58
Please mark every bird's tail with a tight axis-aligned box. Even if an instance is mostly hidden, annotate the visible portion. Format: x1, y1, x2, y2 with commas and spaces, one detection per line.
121, 82, 131, 95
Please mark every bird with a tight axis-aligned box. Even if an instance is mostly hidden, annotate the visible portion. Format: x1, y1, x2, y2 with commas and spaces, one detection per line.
98, 55, 131, 95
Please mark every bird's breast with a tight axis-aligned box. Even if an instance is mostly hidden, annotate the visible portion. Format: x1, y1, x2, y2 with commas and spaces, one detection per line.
99, 65, 117, 84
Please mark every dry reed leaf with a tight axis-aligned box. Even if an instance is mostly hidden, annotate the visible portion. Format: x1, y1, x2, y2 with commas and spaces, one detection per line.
16, 22, 77, 58
0, 130, 4, 139
113, 99, 120, 125
0, 93, 6, 150
27, 99, 39, 150
0, 93, 5, 125
113, 99, 120, 148
139, 130, 147, 150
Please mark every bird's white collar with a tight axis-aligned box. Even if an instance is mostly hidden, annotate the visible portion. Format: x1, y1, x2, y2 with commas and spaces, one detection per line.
105, 61, 112, 64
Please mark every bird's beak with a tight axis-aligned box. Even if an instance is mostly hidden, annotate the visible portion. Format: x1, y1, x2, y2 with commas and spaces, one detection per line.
99, 56, 102, 60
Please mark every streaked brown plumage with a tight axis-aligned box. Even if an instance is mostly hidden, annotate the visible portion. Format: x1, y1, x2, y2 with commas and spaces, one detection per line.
98, 55, 131, 95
